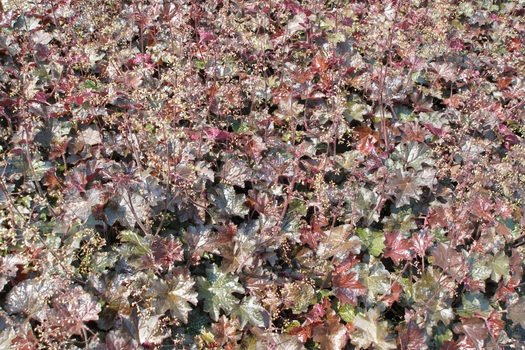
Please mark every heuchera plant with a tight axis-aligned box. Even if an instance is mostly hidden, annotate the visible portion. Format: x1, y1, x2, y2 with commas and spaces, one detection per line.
0, 0, 524, 349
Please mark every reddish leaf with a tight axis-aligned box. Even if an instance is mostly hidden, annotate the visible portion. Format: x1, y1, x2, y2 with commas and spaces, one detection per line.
49, 139, 70, 161
311, 214, 329, 233
215, 223, 237, 244
420, 122, 444, 138
399, 320, 428, 350
381, 281, 402, 307
442, 95, 464, 109
497, 76, 512, 89
496, 278, 518, 300
197, 28, 217, 43
431, 242, 462, 271
105, 330, 139, 350
306, 299, 330, 324
242, 135, 266, 164
11, 327, 39, 350
485, 311, 504, 339
495, 199, 513, 220
205, 127, 232, 141
405, 54, 427, 71
453, 317, 488, 350
299, 225, 325, 250
426, 206, 449, 228
341, 17, 353, 27
507, 295, 525, 328
494, 221, 513, 242
383, 231, 413, 265
333, 272, 366, 306
288, 325, 312, 343
246, 189, 269, 214
469, 195, 494, 222
510, 248, 524, 282
0, 254, 26, 291
386, 170, 423, 208
299, 215, 328, 250
497, 124, 520, 146
279, 1, 312, 16
334, 256, 359, 275
312, 309, 348, 350
412, 230, 434, 257
46, 286, 101, 336
311, 55, 328, 73
219, 159, 252, 188
506, 37, 521, 52
211, 315, 241, 346
401, 122, 427, 143
354, 126, 381, 156
151, 235, 184, 269
294, 67, 315, 84
429, 62, 457, 82
441, 336, 477, 350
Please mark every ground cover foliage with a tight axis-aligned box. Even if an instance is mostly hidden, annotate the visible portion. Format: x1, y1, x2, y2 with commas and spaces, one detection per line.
0, 0, 524, 348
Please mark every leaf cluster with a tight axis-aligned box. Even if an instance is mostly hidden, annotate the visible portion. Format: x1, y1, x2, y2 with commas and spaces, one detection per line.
0, 0, 524, 349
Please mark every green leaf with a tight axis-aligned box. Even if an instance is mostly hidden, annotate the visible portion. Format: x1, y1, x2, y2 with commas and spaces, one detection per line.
5, 278, 57, 321
200, 331, 216, 344
90, 251, 119, 272
382, 209, 418, 235
148, 273, 198, 323
335, 151, 358, 171
361, 262, 391, 303
352, 187, 381, 223
31, 160, 52, 181
105, 192, 147, 229
327, 32, 346, 44
393, 141, 433, 171
64, 188, 103, 223
503, 218, 520, 239
0, 324, 16, 349
210, 184, 249, 218
490, 251, 510, 282
394, 106, 415, 121
195, 60, 205, 70
470, 262, 492, 281
411, 268, 455, 326
356, 228, 385, 257
84, 79, 98, 89
457, 292, 492, 318
253, 331, 305, 350
281, 282, 315, 314
429, 323, 453, 349
196, 264, 245, 321
77, 125, 102, 146
233, 296, 265, 328
3, 153, 29, 179
386, 169, 423, 208
232, 119, 250, 133
508, 297, 525, 328
317, 225, 362, 262
468, 253, 492, 281
282, 206, 302, 237
350, 308, 397, 349
220, 159, 252, 188
338, 302, 356, 323
459, 2, 474, 16
117, 230, 151, 256
285, 320, 301, 333
184, 309, 211, 336
345, 102, 370, 122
